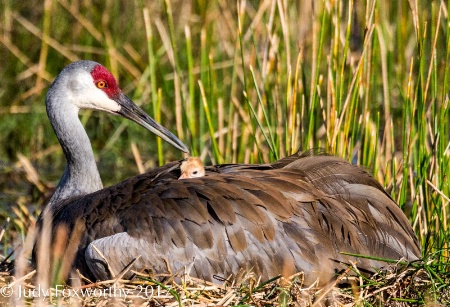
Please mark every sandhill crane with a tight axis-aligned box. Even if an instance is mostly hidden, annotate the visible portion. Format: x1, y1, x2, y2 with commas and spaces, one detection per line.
179, 157, 205, 179
33, 60, 421, 286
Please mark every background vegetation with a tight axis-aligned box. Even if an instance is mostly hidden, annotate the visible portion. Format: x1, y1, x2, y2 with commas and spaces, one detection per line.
0, 0, 449, 304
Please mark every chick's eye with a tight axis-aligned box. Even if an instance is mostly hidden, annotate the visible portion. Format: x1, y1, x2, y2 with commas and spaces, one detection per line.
193, 171, 198, 175
96, 80, 107, 89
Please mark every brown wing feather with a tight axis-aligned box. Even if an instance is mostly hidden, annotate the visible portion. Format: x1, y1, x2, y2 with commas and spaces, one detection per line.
34, 154, 421, 286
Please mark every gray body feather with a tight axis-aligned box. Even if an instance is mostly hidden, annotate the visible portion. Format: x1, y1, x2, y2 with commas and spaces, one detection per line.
36, 154, 420, 286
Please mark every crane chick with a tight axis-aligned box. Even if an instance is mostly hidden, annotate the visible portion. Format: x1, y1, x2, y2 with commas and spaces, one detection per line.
179, 157, 205, 179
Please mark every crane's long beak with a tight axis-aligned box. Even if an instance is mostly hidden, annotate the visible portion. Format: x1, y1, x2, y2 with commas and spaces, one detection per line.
115, 92, 189, 154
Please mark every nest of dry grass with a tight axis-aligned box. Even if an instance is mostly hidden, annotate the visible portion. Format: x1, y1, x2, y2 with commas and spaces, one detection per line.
0, 255, 448, 306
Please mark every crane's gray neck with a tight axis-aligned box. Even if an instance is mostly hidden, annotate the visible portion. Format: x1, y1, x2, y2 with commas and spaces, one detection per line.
46, 89, 103, 209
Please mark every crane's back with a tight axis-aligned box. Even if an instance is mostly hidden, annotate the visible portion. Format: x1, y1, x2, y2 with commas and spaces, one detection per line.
35, 153, 421, 286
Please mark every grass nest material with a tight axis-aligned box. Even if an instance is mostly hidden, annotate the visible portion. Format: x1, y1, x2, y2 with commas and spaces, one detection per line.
0, 254, 449, 306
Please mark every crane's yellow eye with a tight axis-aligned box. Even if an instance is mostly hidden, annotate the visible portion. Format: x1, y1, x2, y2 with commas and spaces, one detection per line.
96, 80, 107, 89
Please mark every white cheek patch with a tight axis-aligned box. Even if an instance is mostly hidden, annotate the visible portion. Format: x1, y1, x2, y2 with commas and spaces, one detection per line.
67, 72, 121, 113
81, 89, 121, 113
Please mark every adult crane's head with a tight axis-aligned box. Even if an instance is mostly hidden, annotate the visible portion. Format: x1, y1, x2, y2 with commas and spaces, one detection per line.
46, 60, 189, 153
